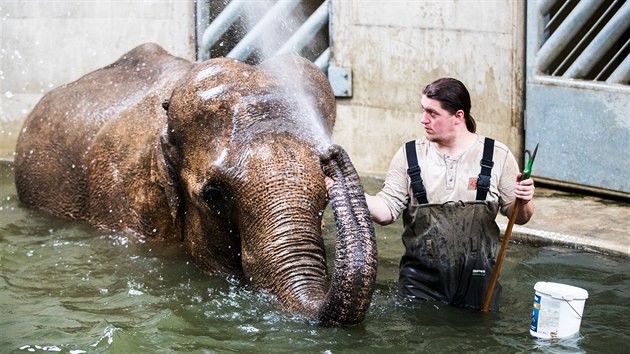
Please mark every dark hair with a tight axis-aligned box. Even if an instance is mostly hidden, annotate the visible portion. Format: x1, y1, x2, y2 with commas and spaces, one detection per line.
422, 78, 476, 133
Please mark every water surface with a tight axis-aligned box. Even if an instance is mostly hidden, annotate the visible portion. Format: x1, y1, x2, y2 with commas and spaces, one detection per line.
1, 161, 629, 353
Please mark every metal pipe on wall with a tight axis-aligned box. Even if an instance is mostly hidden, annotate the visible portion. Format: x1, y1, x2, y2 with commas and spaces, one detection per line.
606, 51, 630, 84
595, 36, 629, 82
538, 0, 558, 17
551, 0, 620, 76
227, 0, 301, 61
535, 0, 604, 73
563, 1, 630, 78
196, 0, 210, 61
276, 0, 329, 56
198, 0, 246, 61
543, 0, 571, 33
314, 47, 330, 72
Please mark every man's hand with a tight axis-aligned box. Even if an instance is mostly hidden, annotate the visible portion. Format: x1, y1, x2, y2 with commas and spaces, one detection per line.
514, 173, 535, 203
325, 176, 335, 192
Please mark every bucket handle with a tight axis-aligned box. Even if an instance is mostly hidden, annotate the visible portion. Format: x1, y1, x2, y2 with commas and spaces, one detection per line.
563, 297, 583, 319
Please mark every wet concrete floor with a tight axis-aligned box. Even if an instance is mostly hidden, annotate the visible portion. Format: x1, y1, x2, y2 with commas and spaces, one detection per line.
498, 186, 630, 258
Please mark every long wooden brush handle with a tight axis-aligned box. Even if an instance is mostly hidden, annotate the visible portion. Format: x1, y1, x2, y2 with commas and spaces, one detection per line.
482, 198, 522, 312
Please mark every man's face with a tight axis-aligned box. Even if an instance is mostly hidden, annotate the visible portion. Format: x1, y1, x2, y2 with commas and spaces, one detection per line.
420, 95, 456, 143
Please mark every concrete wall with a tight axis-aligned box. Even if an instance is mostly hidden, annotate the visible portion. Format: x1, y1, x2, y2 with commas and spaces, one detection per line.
0, 0, 195, 159
329, 0, 526, 177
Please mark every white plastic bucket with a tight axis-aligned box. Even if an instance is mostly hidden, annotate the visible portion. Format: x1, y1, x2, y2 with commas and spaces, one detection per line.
530, 282, 588, 339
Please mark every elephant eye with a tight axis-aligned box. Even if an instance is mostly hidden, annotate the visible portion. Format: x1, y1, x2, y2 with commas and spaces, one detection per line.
202, 182, 233, 218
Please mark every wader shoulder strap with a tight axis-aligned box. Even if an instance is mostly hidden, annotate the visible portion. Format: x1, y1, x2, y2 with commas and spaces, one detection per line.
405, 140, 428, 204
476, 137, 495, 201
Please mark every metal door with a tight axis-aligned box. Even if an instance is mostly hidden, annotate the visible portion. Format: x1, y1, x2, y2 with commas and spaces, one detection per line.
525, 0, 630, 197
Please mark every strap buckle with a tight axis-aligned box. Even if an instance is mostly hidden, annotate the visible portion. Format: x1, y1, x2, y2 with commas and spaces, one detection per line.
480, 159, 494, 170
407, 165, 421, 178
477, 174, 491, 191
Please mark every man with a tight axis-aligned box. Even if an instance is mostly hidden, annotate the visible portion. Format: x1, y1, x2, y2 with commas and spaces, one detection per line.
329, 78, 535, 311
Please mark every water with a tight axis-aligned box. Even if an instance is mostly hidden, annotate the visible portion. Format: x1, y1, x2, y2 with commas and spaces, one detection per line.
1, 160, 629, 353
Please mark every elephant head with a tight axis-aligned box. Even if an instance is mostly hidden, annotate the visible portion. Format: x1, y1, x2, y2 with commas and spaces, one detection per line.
14, 43, 377, 326
158, 54, 377, 325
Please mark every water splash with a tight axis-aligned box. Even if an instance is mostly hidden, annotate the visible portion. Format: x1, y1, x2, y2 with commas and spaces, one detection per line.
92, 325, 119, 347
235, 0, 303, 62
17, 344, 63, 352
293, 87, 332, 154
236, 0, 333, 154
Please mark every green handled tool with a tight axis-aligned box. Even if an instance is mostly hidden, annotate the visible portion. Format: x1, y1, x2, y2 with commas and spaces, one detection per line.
482, 143, 538, 312
521, 143, 538, 181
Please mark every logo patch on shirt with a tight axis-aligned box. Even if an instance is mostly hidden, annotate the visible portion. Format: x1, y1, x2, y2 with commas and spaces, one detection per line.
468, 177, 478, 190
472, 269, 486, 277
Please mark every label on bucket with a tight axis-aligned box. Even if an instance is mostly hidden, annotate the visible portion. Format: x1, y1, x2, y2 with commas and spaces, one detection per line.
530, 293, 541, 332
538, 295, 562, 335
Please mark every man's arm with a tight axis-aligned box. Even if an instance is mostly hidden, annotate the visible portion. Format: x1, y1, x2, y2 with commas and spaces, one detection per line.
365, 194, 394, 226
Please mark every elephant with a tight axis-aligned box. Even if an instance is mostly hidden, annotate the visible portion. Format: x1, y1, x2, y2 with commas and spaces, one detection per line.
14, 43, 377, 326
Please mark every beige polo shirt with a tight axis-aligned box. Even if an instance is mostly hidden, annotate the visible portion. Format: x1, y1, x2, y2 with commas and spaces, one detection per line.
375, 135, 520, 221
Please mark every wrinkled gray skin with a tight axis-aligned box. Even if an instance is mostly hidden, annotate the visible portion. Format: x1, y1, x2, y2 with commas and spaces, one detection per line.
14, 43, 377, 326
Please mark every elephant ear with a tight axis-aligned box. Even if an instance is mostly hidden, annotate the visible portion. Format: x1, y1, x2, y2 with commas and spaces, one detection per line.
155, 129, 185, 240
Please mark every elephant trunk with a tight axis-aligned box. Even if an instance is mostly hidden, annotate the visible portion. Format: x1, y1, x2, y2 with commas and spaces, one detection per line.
319, 144, 377, 325
239, 143, 376, 326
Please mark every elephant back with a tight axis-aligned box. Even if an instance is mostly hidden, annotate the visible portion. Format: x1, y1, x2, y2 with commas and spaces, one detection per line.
14, 43, 193, 219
